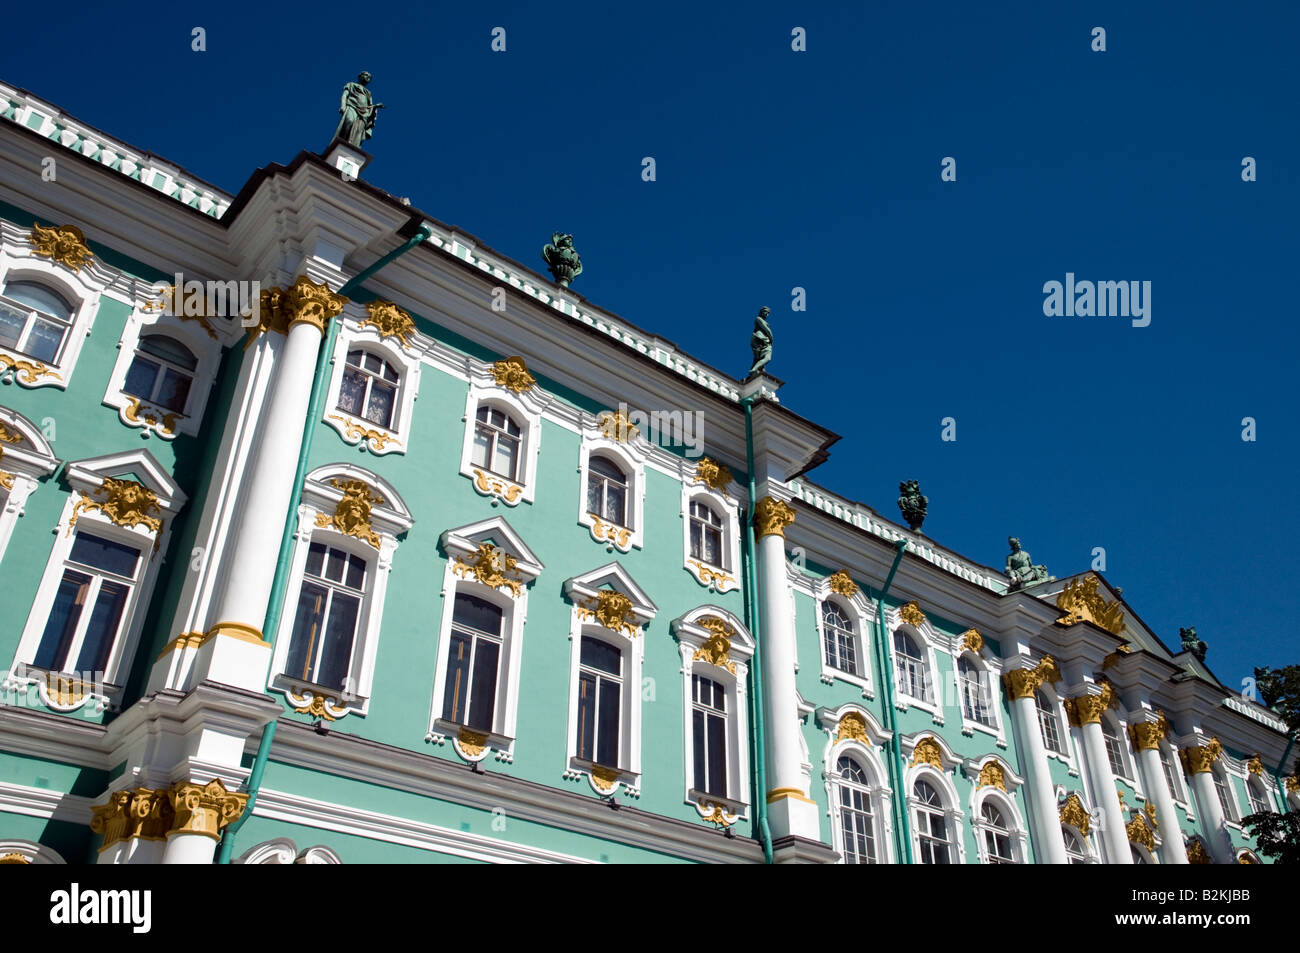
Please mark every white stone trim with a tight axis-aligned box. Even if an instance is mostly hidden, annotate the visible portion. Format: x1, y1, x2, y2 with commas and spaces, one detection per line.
679, 481, 741, 593
457, 379, 541, 506
953, 645, 1007, 746
806, 573, 877, 697
904, 759, 967, 865
0, 405, 58, 567
577, 428, 645, 553
970, 784, 1030, 864
322, 311, 422, 456
887, 608, 943, 722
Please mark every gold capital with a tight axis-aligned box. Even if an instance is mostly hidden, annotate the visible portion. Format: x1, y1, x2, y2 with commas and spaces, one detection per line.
1180, 738, 1223, 775
1002, 654, 1061, 700
1065, 681, 1117, 726
89, 790, 133, 852
1128, 712, 1169, 751
167, 779, 248, 841
248, 275, 347, 347
753, 496, 795, 539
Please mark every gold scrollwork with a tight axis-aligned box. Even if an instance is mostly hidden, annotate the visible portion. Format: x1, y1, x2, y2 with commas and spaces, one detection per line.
1055, 574, 1126, 635
90, 790, 133, 851
328, 414, 399, 452
453, 542, 524, 597
1186, 839, 1211, 864
123, 396, 180, 436
0, 423, 22, 444
596, 409, 638, 442
698, 799, 736, 828
471, 467, 523, 504
361, 299, 416, 348
693, 617, 738, 674
314, 478, 384, 549
0, 470, 12, 491
1286, 775, 1298, 795
910, 736, 943, 769
69, 478, 163, 549
688, 559, 734, 591
1060, 793, 1091, 836
977, 761, 1006, 791
834, 711, 870, 746
753, 496, 795, 539
0, 353, 61, 386
287, 686, 347, 721
962, 628, 983, 654
491, 356, 536, 394
1247, 755, 1264, 776
29, 222, 93, 272
694, 457, 733, 494
1126, 811, 1156, 851
168, 779, 248, 841
590, 765, 621, 794
576, 589, 641, 638
247, 275, 347, 347
0, 853, 30, 864
454, 727, 490, 760
898, 601, 927, 628
828, 569, 858, 598
589, 514, 632, 550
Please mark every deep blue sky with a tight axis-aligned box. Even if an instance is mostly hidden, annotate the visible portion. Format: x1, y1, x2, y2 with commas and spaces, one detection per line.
6, 2, 1297, 692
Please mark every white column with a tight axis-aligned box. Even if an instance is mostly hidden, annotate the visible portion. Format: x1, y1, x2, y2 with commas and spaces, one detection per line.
1004, 671, 1067, 863
753, 496, 819, 841
1131, 721, 1187, 864
1184, 741, 1234, 863
1075, 714, 1132, 863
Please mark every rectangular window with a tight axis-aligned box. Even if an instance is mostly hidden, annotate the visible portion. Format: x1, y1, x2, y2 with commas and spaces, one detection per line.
692, 674, 728, 798
32, 532, 141, 677
440, 593, 504, 733
576, 636, 622, 768
284, 542, 365, 691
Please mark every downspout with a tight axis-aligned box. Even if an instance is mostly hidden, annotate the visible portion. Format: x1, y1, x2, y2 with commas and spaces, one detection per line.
217, 225, 432, 863
741, 396, 773, 864
872, 537, 912, 864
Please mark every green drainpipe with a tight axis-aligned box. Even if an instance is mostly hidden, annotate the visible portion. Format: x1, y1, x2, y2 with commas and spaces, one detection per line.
741, 397, 773, 864
872, 538, 911, 864
216, 225, 432, 864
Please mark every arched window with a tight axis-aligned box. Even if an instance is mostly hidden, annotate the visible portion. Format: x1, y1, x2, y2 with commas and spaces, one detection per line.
913, 778, 952, 864
893, 630, 931, 702
822, 602, 858, 676
1101, 716, 1128, 778
587, 456, 629, 527
284, 542, 367, 692
958, 655, 993, 726
1246, 775, 1272, 815
1063, 826, 1090, 863
0, 279, 74, 363
441, 593, 504, 733
689, 500, 724, 568
979, 800, 1016, 863
835, 756, 877, 864
471, 404, 522, 482
123, 334, 197, 413
338, 349, 399, 429
1035, 688, 1064, 754
575, 635, 623, 769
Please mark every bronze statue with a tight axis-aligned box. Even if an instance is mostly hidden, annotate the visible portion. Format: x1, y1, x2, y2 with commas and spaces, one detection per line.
542, 232, 582, 287
1180, 627, 1208, 662
898, 480, 928, 532
748, 307, 773, 376
1005, 537, 1050, 591
334, 72, 384, 147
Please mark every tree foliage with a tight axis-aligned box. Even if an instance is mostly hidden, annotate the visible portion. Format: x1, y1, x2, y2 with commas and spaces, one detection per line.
1242, 664, 1299, 863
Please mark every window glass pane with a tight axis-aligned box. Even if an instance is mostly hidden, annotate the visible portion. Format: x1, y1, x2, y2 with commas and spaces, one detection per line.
596, 678, 620, 767
3, 280, 73, 318
492, 434, 518, 481
576, 672, 597, 762
580, 636, 621, 675
346, 553, 366, 590
326, 547, 347, 584
471, 425, 493, 469
337, 369, 366, 416
155, 368, 192, 412
689, 521, 702, 560
68, 533, 140, 578
589, 457, 623, 482
34, 570, 91, 670
606, 482, 626, 525
452, 594, 503, 635
0, 300, 25, 348
24, 319, 64, 363
74, 580, 129, 672
137, 335, 197, 370
706, 713, 727, 797
123, 356, 160, 400
364, 380, 395, 428
305, 542, 326, 578
692, 708, 707, 792
586, 475, 603, 517
441, 631, 471, 723
317, 591, 360, 689
286, 582, 329, 682
467, 638, 499, 731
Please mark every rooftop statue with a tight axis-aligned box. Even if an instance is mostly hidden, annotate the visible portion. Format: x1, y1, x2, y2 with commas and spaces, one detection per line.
748, 306, 773, 376
334, 72, 384, 148
1180, 626, 1208, 662
898, 480, 928, 532
542, 232, 582, 287
1005, 536, 1050, 591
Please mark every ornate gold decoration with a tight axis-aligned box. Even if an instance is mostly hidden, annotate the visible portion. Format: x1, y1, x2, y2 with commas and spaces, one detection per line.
693, 617, 738, 674
1186, 839, 1211, 864
43, 672, 88, 707
452, 542, 524, 597
0, 853, 30, 864
126, 787, 174, 841
361, 299, 416, 348
910, 736, 943, 769
0, 470, 12, 491
828, 570, 858, 598
1179, 738, 1223, 775
69, 478, 163, 548
328, 415, 399, 451
90, 789, 133, 851
694, 457, 733, 493
1286, 775, 1298, 795
698, 799, 735, 828
753, 496, 795, 539
590, 765, 621, 794
589, 514, 632, 549
962, 628, 983, 654
246, 275, 347, 347
1145, 801, 1158, 831
290, 689, 340, 721
1102, 645, 1134, 669
491, 356, 536, 393
977, 761, 1007, 791
471, 467, 523, 504
1055, 574, 1126, 635
596, 409, 638, 442
314, 478, 384, 549
1059, 793, 1091, 836
0, 423, 22, 444
898, 601, 927, 628
1247, 755, 1264, 776
455, 727, 489, 759
29, 222, 93, 271
577, 590, 641, 638
1238, 852, 1259, 864
834, 711, 870, 746
141, 284, 220, 339
0, 353, 61, 385
1126, 811, 1156, 851
1129, 712, 1170, 751
1002, 654, 1062, 700
1064, 681, 1117, 726
167, 779, 248, 841
688, 560, 734, 591
123, 396, 181, 436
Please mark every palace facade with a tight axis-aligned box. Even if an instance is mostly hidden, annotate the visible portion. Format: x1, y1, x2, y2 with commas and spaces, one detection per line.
0, 80, 1293, 865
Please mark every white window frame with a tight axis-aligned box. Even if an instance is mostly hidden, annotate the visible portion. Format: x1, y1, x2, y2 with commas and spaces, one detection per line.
0, 246, 107, 390
561, 563, 656, 798
888, 613, 942, 720
1101, 712, 1135, 783
577, 428, 645, 553
102, 313, 220, 439
812, 580, 876, 697
458, 384, 541, 506
268, 465, 413, 719
1062, 823, 1096, 864
963, 757, 1029, 865
906, 764, 966, 865
954, 648, 1005, 743
8, 450, 184, 712
680, 483, 740, 593
817, 704, 895, 864
0, 406, 58, 567
1213, 764, 1241, 825
1158, 740, 1188, 807
324, 316, 421, 456
1034, 686, 1071, 762
428, 517, 544, 762
671, 606, 754, 823
1245, 773, 1273, 815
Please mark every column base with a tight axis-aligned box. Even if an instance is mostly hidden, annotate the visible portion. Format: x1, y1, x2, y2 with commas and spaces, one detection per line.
770, 834, 838, 864
765, 788, 822, 841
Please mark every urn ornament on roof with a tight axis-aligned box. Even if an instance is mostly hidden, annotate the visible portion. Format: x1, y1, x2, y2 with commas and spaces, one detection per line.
542, 232, 582, 287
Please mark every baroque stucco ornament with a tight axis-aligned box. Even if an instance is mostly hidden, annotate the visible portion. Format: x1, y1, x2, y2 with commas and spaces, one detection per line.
0, 353, 61, 386
168, 779, 248, 841
1186, 839, 1211, 864
1002, 655, 1061, 700
360, 299, 416, 348
314, 478, 385, 549
577, 590, 641, 638
29, 222, 93, 271
694, 457, 733, 493
834, 711, 870, 746
1180, 738, 1224, 775
828, 570, 858, 598
69, 478, 163, 547
1055, 574, 1126, 635
453, 542, 524, 597
596, 409, 638, 443
1059, 793, 1091, 836
753, 496, 795, 539
977, 761, 1007, 791
910, 736, 943, 769
961, 629, 983, 654
898, 601, 927, 629
247, 275, 347, 347
491, 356, 536, 394
1065, 681, 1118, 726
693, 617, 738, 674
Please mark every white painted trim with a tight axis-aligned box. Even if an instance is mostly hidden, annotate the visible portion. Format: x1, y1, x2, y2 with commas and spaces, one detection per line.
0, 246, 108, 390
806, 574, 877, 698
322, 312, 422, 456
679, 482, 741, 594
576, 427, 645, 553
458, 381, 540, 505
